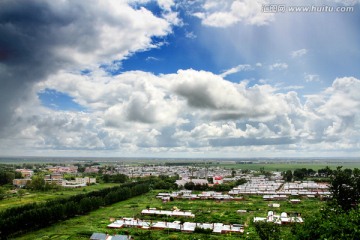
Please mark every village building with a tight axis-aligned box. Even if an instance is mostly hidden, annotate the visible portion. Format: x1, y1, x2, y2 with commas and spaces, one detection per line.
90, 233, 131, 240
15, 169, 34, 178
12, 178, 32, 187
44, 173, 63, 185
107, 217, 244, 234
254, 211, 304, 225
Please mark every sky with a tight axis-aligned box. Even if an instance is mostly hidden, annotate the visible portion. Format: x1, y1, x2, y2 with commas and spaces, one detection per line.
0, 0, 359, 158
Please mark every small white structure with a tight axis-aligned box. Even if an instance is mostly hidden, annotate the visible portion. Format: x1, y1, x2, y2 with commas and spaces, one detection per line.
237, 210, 247, 213
290, 199, 301, 204
254, 211, 303, 225
268, 203, 280, 208
108, 218, 244, 234
141, 208, 195, 218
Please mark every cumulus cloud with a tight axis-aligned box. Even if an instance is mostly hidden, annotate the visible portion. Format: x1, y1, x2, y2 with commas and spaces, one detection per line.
0, 0, 173, 134
193, 0, 274, 27
2, 63, 360, 156
1, 0, 359, 157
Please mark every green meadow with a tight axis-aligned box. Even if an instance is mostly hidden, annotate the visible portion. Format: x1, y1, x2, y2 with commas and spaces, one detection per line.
0, 183, 119, 211
14, 190, 325, 240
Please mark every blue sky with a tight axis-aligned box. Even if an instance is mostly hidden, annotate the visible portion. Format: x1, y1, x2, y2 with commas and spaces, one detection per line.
1, 0, 360, 158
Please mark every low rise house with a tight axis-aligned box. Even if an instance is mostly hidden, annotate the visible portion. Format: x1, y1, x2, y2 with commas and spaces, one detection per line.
75, 177, 96, 185
44, 173, 63, 185
213, 176, 223, 184
13, 178, 31, 187
254, 211, 303, 225
141, 208, 195, 218
90, 233, 131, 240
175, 178, 208, 187
62, 177, 96, 188
15, 169, 34, 178
108, 218, 244, 234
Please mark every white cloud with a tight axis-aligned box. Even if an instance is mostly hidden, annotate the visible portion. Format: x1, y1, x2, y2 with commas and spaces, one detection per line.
282, 85, 305, 90
0, 0, 176, 135
193, 0, 274, 27
3, 65, 360, 157
162, 11, 183, 26
304, 73, 320, 82
220, 64, 252, 77
50, 2, 172, 67
157, 0, 175, 11
291, 49, 308, 58
269, 63, 288, 71
146, 56, 160, 61
185, 31, 197, 39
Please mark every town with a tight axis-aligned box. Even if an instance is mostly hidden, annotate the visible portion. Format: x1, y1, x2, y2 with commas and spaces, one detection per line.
1, 159, 358, 239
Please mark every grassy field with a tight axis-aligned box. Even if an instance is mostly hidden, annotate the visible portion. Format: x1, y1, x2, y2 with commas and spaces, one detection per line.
14, 190, 325, 240
0, 183, 119, 211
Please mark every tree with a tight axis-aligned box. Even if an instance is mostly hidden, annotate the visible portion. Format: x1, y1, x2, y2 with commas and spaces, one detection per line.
29, 175, 46, 191
184, 181, 195, 190
235, 178, 247, 186
307, 168, 316, 177
102, 174, 110, 183
318, 166, 333, 177
17, 189, 26, 200
112, 174, 128, 183
254, 221, 280, 240
283, 170, 293, 182
293, 168, 307, 181
291, 205, 360, 239
0, 186, 6, 200
14, 171, 22, 179
329, 167, 359, 211
231, 168, 236, 177
0, 171, 15, 185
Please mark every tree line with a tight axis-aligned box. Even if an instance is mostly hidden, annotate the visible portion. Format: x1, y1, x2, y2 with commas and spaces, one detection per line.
282, 167, 339, 182
183, 178, 247, 192
0, 181, 150, 239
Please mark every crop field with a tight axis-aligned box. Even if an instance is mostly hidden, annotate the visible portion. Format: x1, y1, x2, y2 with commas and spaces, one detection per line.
15, 190, 325, 240
0, 183, 119, 211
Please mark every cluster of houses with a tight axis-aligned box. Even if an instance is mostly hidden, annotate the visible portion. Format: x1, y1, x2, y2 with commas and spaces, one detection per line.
107, 217, 244, 234
229, 177, 330, 199
12, 167, 96, 188
254, 211, 304, 224
112, 165, 234, 180
157, 190, 242, 201
282, 181, 330, 196
47, 165, 78, 174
